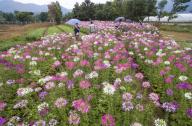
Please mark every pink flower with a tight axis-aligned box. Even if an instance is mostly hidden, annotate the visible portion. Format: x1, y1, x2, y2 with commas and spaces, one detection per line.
101, 114, 115, 126
79, 80, 91, 89
136, 104, 144, 111
54, 98, 67, 108
45, 82, 55, 90
68, 111, 80, 125
122, 93, 133, 101
52, 60, 61, 68
65, 61, 75, 70
149, 93, 159, 102
165, 75, 174, 84
142, 81, 151, 88
0, 101, 7, 111
72, 99, 90, 113
80, 60, 90, 67
135, 73, 144, 80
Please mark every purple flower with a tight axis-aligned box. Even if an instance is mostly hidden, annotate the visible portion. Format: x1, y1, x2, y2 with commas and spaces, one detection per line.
124, 75, 133, 83
122, 101, 134, 111
66, 80, 74, 90
186, 108, 192, 118
101, 114, 115, 126
176, 82, 192, 90
162, 102, 179, 112
0, 117, 6, 125
166, 89, 173, 96
136, 93, 143, 99
39, 91, 48, 100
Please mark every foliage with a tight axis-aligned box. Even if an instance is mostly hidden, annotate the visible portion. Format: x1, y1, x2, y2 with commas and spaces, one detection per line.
15, 11, 34, 24
157, 0, 168, 22
39, 12, 48, 22
168, 0, 191, 21
48, 1, 62, 24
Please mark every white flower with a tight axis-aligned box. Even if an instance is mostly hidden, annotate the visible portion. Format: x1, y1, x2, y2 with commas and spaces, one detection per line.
184, 47, 191, 51
184, 92, 192, 100
144, 59, 153, 64
156, 49, 163, 56
58, 83, 65, 87
144, 47, 148, 51
29, 61, 37, 66
130, 122, 143, 126
173, 50, 182, 54
34, 87, 42, 92
60, 72, 68, 77
26, 55, 31, 59
98, 47, 103, 51
179, 75, 188, 81
32, 57, 38, 61
115, 78, 121, 84
129, 51, 134, 55
93, 53, 99, 58
164, 61, 170, 65
37, 102, 49, 112
154, 119, 166, 126
45, 52, 50, 56
167, 46, 172, 50
33, 70, 41, 76
17, 87, 33, 96
103, 84, 116, 95
73, 57, 80, 62
85, 71, 99, 79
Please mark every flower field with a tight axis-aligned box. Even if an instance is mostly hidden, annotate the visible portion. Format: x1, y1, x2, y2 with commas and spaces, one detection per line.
0, 22, 191, 126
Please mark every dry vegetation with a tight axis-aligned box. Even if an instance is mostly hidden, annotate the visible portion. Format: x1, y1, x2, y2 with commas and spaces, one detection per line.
0, 23, 51, 41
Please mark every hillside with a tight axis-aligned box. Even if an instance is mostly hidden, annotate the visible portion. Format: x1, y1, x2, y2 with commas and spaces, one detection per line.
0, 0, 70, 14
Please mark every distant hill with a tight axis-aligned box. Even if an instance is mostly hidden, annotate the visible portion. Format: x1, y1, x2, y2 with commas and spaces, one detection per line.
0, 0, 70, 14
157, 0, 192, 13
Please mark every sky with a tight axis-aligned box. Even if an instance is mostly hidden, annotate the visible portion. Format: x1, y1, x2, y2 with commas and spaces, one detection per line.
14, 0, 109, 9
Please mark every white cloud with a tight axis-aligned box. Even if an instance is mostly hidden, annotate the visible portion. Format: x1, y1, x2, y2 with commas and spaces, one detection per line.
14, 0, 110, 9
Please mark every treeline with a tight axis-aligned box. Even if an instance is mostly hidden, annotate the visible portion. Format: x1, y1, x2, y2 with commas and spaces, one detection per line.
0, 11, 49, 24
0, 0, 190, 24
0, 1, 62, 24
64, 0, 191, 21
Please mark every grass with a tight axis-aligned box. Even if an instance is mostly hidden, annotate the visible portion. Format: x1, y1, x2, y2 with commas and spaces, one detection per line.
160, 24, 192, 33
47, 26, 63, 35
160, 24, 192, 48
0, 24, 89, 52
0, 23, 50, 41
0, 27, 47, 51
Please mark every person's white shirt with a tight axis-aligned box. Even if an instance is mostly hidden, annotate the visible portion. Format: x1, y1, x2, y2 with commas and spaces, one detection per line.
89, 24, 96, 33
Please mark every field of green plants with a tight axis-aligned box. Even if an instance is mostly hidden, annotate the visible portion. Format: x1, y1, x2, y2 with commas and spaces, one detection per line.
0, 22, 191, 126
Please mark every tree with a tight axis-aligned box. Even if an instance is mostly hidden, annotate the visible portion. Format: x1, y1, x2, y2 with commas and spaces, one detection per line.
39, 12, 48, 22
15, 11, 34, 24
48, 1, 62, 24
80, 0, 95, 20
146, 0, 157, 21
157, 0, 168, 22
168, 0, 191, 21
3, 12, 16, 22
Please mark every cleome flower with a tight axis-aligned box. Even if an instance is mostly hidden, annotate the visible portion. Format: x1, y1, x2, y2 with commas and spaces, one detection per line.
17, 87, 33, 97
103, 83, 116, 95
184, 92, 192, 100
154, 118, 167, 126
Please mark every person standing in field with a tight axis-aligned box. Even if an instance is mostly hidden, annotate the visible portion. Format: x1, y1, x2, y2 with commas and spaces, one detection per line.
115, 19, 122, 29
89, 21, 96, 33
74, 23, 80, 40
